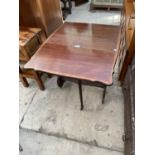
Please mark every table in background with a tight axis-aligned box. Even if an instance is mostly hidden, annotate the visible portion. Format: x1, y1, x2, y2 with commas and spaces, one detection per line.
19, 27, 47, 90
25, 22, 121, 110
61, 0, 72, 19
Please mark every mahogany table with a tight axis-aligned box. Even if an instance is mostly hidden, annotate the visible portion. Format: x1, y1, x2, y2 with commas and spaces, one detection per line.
25, 22, 121, 110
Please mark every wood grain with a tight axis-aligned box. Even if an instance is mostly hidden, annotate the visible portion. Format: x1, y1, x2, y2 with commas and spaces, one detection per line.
19, 27, 42, 46
19, 0, 63, 36
25, 22, 121, 85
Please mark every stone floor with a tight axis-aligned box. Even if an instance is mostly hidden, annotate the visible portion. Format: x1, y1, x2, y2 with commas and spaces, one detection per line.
19, 2, 124, 155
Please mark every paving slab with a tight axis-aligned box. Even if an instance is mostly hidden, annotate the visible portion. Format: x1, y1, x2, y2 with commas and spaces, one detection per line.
20, 128, 123, 155
19, 81, 38, 123
20, 77, 124, 152
20, 2, 123, 154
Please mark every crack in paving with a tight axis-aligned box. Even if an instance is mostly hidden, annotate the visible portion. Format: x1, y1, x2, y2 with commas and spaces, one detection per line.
19, 89, 38, 125
20, 127, 124, 153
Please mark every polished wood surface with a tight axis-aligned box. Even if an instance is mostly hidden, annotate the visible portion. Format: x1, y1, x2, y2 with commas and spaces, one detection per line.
25, 22, 121, 85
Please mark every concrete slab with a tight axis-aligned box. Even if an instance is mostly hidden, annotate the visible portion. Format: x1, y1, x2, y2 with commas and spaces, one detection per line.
20, 77, 124, 152
19, 74, 51, 123
19, 81, 38, 123
20, 128, 123, 155
19, 3, 124, 154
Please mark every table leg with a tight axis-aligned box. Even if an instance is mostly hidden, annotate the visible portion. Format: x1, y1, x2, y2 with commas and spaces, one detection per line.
19, 74, 29, 87
57, 76, 65, 88
19, 67, 29, 87
19, 144, 23, 152
68, 0, 72, 14
34, 71, 45, 91
102, 86, 107, 104
47, 73, 52, 78
78, 80, 84, 110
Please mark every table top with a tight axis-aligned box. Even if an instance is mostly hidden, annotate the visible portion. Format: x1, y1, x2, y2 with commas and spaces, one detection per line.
25, 22, 121, 85
19, 27, 42, 47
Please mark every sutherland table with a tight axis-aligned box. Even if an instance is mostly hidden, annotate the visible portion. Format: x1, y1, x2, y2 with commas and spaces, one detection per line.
25, 22, 121, 110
